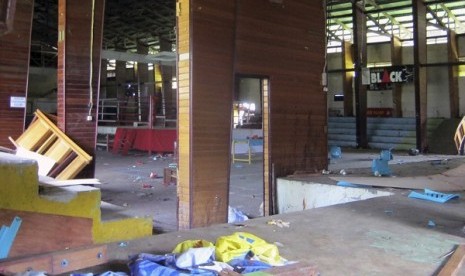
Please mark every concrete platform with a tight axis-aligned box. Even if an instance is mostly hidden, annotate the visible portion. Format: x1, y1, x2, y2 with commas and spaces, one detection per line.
88, 148, 465, 274
64, 193, 465, 275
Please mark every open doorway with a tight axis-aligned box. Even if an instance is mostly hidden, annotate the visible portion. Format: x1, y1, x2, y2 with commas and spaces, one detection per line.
229, 76, 269, 221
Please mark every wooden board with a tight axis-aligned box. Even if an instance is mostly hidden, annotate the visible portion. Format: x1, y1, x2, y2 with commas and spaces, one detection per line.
0, 209, 93, 258
0, 244, 107, 275
331, 163, 465, 191
438, 244, 465, 276
38, 175, 101, 187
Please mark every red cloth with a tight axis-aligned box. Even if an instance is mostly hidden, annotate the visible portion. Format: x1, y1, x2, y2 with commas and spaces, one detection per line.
131, 128, 177, 152
114, 128, 177, 153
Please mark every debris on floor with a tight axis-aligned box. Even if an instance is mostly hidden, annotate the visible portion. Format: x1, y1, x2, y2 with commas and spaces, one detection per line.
228, 206, 249, 223
74, 232, 291, 275
329, 146, 342, 160
267, 219, 290, 228
408, 189, 460, 203
372, 149, 393, 177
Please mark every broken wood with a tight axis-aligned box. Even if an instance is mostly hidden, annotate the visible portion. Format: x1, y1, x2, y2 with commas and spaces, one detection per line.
13, 110, 92, 180
438, 244, 465, 276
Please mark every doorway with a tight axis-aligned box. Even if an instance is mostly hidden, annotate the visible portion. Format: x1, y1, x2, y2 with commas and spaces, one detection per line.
229, 76, 270, 220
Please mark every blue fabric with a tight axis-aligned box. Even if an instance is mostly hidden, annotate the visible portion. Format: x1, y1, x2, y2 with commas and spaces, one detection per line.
228, 259, 271, 274
128, 253, 215, 276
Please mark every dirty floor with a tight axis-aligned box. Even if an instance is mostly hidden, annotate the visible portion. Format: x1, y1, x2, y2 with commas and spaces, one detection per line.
92, 148, 465, 274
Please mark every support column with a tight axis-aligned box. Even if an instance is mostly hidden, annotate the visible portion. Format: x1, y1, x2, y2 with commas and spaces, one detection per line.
177, 0, 236, 230
0, 0, 33, 147
57, 0, 105, 177
100, 59, 108, 99
115, 53, 126, 99
412, 0, 428, 152
391, 36, 403, 117
160, 38, 174, 119
448, 30, 459, 118
342, 41, 354, 117
353, 1, 368, 148
137, 43, 149, 122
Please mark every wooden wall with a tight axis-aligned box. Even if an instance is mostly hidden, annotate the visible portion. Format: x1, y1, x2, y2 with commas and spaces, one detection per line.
178, 0, 236, 229
57, 0, 105, 177
0, 0, 33, 148
235, 0, 327, 176
178, 0, 326, 228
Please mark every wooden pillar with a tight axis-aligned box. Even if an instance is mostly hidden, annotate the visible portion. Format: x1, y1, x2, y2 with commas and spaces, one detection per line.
177, 0, 236, 229
448, 30, 459, 119
160, 39, 174, 118
57, 0, 105, 177
353, 1, 368, 148
342, 41, 354, 117
391, 36, 403, 117
412, 0, 428, 152
0, 0, 33, 147
115, 53, 126, 99
100, 59, 108, 99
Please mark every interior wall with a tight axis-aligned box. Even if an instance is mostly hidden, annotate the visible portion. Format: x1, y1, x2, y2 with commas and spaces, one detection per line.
235, 0, 327, 176
0, 0, 34, 147
178, 0, 326, 228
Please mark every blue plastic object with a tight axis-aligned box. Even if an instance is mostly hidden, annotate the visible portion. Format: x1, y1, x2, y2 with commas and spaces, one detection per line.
408, 189, 460, 203
330, 146, 342, 159
0, 216, 22, 259
337, 181, 372, 188
380, 149, 393, 161
371, 159, 391, 176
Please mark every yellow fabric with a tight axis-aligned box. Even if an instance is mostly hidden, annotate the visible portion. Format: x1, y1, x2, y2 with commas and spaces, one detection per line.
172, 239, 215, 254
215, 232, 284, 265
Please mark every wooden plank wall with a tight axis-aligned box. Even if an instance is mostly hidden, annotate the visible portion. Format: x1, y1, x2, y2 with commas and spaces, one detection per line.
57, 0, 105, 177
235, 0, 327, 176
0, 0, 33, 148
178, 0, 236, 229
178, 0, 326, 228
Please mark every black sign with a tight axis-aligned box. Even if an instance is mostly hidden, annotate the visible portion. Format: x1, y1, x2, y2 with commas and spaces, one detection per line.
368, 66, 414, 90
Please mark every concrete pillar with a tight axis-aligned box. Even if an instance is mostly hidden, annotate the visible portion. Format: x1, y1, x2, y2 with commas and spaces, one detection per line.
353, 1, 368, 148
412, 0, 428, 152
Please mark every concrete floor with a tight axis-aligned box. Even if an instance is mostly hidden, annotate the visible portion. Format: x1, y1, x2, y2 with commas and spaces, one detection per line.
95, 149, 264, 233
93, 148, 465, 274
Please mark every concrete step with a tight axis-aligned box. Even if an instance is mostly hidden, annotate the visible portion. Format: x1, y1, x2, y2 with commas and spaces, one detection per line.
327, 117, 445, 150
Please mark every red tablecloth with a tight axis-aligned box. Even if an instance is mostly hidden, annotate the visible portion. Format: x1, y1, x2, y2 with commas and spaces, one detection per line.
114, 128, 177, 153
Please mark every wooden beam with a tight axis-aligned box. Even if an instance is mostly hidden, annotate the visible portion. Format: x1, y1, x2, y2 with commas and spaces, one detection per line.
412, 0, 428, 152
391, 36, 403, 117
448, 30, 459, 118
342, 41, 354, 117
438, 244, 465, 276
57, 0, 105, 177
353, 2, 368, 148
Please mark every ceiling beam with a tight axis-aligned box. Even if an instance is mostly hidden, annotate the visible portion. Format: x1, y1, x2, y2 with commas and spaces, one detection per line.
439, 3, 465, 32
364, 0, 412, 38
